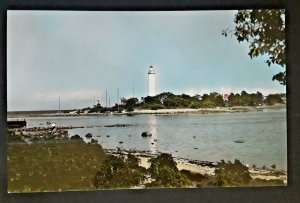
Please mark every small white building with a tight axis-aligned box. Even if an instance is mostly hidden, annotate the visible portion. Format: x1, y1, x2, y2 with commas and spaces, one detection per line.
148, 65, 156, 96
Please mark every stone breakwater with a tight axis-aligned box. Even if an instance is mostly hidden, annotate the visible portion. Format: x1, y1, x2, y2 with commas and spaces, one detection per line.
7, 126, 83, 142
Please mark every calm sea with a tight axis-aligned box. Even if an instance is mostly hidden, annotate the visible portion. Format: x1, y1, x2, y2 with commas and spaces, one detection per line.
21, 108, 287, 170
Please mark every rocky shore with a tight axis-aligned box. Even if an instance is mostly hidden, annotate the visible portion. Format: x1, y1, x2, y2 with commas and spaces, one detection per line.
7, 126, 287, 192
7, 126, 84, 143
103, 147, 287, 186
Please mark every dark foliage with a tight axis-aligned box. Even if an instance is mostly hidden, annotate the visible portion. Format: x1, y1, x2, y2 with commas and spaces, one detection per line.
223, 9, 286, 85
146, 153, 192, 188
93, 155, 145, 189
215, 159, 251, 186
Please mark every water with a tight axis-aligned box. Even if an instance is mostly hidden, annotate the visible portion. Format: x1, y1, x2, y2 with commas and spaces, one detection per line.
21, 108, 287, 170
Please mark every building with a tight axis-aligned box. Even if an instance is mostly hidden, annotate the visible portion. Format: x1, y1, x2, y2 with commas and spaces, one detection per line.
223, 94, 229, 101
148, 65, 156, 96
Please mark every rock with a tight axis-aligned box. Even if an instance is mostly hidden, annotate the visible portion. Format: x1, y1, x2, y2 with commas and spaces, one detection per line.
53, 132, 60, 136
70, 134, 82, 140
97, 135, 101, 137
15, 131, 21, 136
234, 140, 244, 143
151, 143, 154, 145
271, 164, 276, 169
22, 131, 29, 136
104, 124, 133, 127
154, 139, 158, 142
141, 132, 152, 137
119, 141, 124, 144
193, 136, 196, 138
106, 135, 110, 137
85, 133, 92, 138
60, 130, 68, 135
91, 138, 98, 144
29, 132, 37, 136
194, 147, 198, 149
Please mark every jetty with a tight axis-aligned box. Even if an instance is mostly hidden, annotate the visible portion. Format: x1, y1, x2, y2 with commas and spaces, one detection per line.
8, 120, 26, 128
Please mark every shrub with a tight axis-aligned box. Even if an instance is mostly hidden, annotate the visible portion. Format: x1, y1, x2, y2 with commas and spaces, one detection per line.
146, 166, 192, 188
147, 153, 192, 188
215, 159, 251, 187
148, 153, 177, 176
93, 155, 145, 189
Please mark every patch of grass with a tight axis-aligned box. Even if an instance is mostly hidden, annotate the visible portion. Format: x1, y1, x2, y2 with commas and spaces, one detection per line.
8, 140, 106, 192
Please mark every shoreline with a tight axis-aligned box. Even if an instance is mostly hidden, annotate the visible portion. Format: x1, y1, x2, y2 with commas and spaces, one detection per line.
104, 148, 287, 185
7, 137, 288, 191
7, 104, 286, 118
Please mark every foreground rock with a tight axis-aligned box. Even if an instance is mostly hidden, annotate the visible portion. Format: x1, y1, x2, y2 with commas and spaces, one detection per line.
85, 133, 93, 138
141, 131, 152, 137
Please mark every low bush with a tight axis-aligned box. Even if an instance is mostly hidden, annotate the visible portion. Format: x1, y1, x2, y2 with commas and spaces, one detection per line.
214, 159, 251, 187
93, 155, 145, 189
146, 153, 192, 188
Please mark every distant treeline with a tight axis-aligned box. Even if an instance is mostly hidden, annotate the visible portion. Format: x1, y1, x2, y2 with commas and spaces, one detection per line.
81, 91, 285, 113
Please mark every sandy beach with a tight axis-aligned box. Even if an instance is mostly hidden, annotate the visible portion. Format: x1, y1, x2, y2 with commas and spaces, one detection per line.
137, 156, 287, 185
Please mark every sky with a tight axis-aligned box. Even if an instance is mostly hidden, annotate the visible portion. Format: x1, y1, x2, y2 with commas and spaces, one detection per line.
7, 10, 286, 111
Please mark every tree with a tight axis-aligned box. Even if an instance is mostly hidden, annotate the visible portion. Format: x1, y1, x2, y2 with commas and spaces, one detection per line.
223, 9, 286, 85
265, 94, 284, 105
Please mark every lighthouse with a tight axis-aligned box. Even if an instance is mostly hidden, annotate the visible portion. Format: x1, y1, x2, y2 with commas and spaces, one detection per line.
148, 65, 156, 96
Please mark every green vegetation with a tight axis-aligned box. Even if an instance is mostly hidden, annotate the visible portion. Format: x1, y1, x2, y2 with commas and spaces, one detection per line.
223, 9, 286, 85
146, 153, 192, 188
8, 140, 107, 192
93, 154, 146, 189
8, 139, 285, 191
93, 153, 192, 189
265, 94, 284, 105
215, 160, 251, 187
64, 90, 266, 114
77, 90, 285, 113
228, 91, 263, 106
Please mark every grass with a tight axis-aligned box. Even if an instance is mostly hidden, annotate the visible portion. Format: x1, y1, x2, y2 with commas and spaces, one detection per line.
8, 140, 107, 192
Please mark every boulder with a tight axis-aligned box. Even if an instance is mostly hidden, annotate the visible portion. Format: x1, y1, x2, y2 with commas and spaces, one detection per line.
85, 133, 93, 138
234, 140, 244, 143
15, 131, 21, 136
60, 130, 68, 135
119, 141, 124, 144
29, 132, 37, 136
141, 131, 152, 137
22, 131, 29, 136
70, 134, 82, 140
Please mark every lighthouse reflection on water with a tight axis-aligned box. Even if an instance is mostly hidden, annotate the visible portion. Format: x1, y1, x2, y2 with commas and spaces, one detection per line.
146, 114, 158, 154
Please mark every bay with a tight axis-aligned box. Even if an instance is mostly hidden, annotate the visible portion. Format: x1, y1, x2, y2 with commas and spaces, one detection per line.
22, 108, 287, 170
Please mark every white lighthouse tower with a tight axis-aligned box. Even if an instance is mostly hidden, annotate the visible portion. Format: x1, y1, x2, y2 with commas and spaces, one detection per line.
148, 65, 156, 96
